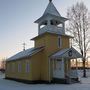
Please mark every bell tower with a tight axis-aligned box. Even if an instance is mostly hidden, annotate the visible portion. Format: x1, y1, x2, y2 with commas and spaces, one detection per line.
35, 0, 68, 35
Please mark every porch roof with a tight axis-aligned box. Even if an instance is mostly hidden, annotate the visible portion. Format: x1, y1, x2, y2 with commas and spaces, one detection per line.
51, 47, 82, 59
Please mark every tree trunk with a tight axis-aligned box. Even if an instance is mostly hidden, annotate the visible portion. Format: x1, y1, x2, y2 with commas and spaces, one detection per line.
83, 59, 86, 77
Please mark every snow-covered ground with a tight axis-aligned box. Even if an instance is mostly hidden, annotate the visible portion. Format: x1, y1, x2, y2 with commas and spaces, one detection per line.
0, 71, 90, 90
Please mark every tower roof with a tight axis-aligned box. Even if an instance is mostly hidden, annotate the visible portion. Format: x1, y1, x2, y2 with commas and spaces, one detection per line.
43, 1, 61, 17
35, 1, 64, 23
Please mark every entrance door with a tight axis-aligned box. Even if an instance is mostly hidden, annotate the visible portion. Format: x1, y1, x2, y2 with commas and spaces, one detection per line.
53, 59, 65, 78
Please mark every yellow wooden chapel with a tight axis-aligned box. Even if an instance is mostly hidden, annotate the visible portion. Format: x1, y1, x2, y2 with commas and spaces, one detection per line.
5, 0, 82, 84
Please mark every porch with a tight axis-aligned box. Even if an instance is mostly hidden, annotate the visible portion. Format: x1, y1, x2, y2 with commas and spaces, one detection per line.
50, 47, 82, 83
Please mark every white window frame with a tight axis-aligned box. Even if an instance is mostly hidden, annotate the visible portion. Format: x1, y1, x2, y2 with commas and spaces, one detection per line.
26, 62, 30, 73
58, 36, 62, 48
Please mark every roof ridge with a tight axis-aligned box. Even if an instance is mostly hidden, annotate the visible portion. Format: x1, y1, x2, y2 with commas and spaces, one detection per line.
7, 47, 44, 61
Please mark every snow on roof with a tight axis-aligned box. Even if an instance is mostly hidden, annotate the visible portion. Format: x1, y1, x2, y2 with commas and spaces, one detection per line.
7, 47, 44, 61
35, 1, 68, 23
43, 1, 61, 17
51, 47, 82, 59
31, 32, 73, 40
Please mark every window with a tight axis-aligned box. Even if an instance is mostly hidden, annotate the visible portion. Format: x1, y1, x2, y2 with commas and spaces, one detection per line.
26, 62, 30, 73
40, 20, 47, 29
50, 20, 54, 25
57, 23, 63, 27
58, 36, 62, 48
40, 25, 46, 29
18, 63, 21, 72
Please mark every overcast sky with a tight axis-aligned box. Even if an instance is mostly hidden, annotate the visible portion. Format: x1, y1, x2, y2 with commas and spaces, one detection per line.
0, 0, 90, 60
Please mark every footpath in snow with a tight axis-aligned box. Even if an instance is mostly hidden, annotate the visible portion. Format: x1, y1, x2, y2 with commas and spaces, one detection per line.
80, 77, 90, 84
0, 71, 90, 90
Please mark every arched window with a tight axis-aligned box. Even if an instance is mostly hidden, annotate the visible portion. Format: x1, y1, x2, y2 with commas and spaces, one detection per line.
57, 23, 63, 27
40, 21, 48, 29
40, 25, 46, 29
58, 36, 62, 48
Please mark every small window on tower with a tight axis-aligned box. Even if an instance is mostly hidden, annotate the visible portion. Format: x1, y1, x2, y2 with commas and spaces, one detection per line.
50, 20, 54, 25
57, 23, 63, 27
40, 25, 45, 29
58, 36, 62, 48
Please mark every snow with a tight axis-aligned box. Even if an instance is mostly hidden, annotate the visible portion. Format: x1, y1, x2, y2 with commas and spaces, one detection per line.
78, 69, 90, 84
43, 1, 61, 17
0, 71, 90, 90
7, 47, 43, 61
51, 47, 82, 59
81, 77, 90, 84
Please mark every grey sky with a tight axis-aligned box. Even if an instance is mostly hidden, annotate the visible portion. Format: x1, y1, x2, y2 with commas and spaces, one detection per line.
0, 0, 90, 60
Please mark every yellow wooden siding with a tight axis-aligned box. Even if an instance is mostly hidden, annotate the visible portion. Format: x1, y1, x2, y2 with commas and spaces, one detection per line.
40, 56, 50, 81
5, 50, 49, 81
35, 35, 46, 48
31, 51, 42, 80
34, 33, 70, 56
6, 33, 70, 81
33, 33, 70, 81
31, 50, 50, 81
46, 34, 70, 56
45, 34, 59, 55
5, 58, 32, 80
62, 36, 69, 49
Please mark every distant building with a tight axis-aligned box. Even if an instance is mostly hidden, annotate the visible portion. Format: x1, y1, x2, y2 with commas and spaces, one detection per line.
71, 59, 90, 69
0, 59, 6, 69
5, 0, 82, 84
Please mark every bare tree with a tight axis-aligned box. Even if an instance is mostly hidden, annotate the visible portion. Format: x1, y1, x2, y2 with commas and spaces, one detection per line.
66, 2, 90, 77
0, 58, 6, 72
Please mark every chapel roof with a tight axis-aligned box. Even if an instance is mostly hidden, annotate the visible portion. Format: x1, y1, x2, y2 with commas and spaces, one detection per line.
35, 0, 67, 23
7, 47, 44, 61
31, 32, 73, 40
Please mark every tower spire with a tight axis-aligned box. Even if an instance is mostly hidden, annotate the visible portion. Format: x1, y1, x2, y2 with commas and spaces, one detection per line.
49, 0, 52, 2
